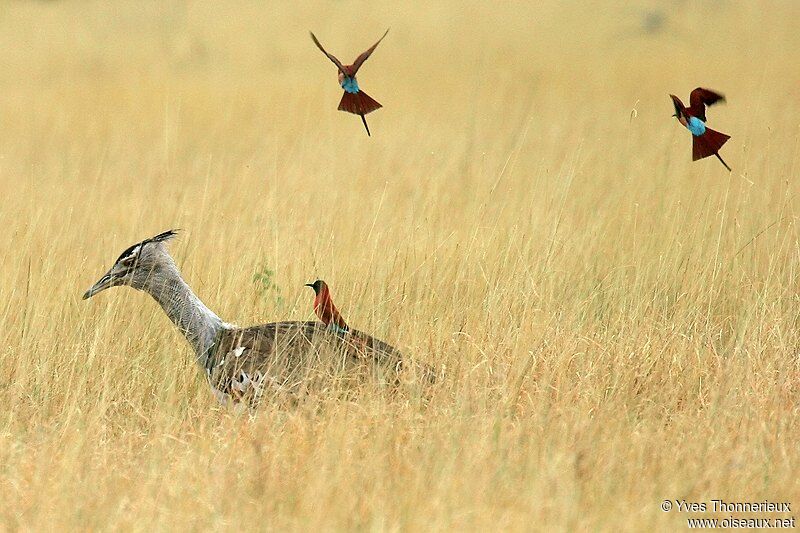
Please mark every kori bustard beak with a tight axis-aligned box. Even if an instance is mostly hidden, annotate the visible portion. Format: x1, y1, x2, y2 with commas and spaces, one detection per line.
82, 269, 115, 299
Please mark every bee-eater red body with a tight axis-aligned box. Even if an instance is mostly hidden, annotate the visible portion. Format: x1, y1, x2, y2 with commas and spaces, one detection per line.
310, 29, 389, 136
670, 88, 731, 171
305, 280, 349, 335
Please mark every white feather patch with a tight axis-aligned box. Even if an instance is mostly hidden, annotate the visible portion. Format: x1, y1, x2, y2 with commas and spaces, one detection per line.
231, 370, 266, 395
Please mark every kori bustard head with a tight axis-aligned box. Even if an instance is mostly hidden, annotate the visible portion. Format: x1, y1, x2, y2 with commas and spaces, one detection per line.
83, 230, 180, 299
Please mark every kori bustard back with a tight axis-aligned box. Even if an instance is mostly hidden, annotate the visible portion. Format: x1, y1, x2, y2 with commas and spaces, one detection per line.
82, 230, 418, 406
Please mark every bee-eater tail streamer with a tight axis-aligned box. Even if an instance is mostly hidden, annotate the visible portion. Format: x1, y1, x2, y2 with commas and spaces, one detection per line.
360, 114, 371, 136
714, 153, 732, 172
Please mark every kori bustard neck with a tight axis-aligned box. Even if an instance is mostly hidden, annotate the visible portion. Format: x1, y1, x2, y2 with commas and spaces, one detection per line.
142, 262, 224, 363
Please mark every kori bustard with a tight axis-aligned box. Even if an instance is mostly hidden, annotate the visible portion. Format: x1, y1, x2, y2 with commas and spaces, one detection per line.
82, 230, 415, 405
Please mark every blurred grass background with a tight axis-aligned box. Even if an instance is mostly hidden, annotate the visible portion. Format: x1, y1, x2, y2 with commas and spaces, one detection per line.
0, 0, 799, 530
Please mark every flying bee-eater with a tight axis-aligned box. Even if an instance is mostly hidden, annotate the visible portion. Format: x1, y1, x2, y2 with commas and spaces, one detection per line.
310, 29, 389, 136
670, 87, 731, 171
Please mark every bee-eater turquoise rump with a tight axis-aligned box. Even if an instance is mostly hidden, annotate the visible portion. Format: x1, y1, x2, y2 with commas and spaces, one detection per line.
670, 88, 731, 171
305, 280, 350, 335
310, 29, 389, 136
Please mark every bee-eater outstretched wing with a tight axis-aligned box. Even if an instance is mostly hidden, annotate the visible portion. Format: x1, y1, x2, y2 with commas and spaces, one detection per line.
350, 28, 389, 75
310, 31, 346, 75
689, 88, 725, 121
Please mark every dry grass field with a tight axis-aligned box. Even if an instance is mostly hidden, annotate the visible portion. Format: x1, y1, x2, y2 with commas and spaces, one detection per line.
1, 1, 800, 530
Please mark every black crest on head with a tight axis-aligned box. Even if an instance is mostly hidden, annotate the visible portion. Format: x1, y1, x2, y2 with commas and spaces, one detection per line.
116, 229, 180, 263
149, 229, 180, 243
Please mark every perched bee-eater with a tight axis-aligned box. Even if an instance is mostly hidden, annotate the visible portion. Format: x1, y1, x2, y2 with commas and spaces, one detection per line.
310, 29, 389, 136
305, 280, 349, 335
670, 87, 731, 171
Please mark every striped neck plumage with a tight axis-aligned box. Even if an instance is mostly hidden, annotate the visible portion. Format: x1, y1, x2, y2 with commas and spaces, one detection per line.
142, 264, 224, 364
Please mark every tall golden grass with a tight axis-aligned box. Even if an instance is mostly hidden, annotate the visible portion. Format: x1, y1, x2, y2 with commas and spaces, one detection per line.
1, 0, 799, 530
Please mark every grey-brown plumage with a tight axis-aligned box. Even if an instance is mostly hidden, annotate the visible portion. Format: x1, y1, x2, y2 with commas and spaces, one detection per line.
82, 230, 419, 407
205, 321, 406, 404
